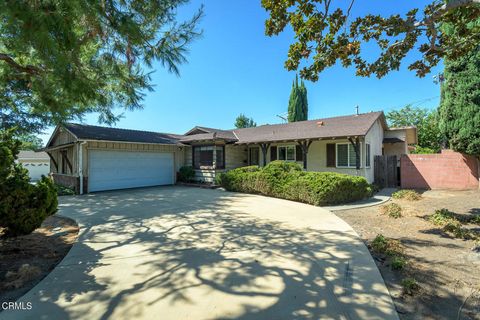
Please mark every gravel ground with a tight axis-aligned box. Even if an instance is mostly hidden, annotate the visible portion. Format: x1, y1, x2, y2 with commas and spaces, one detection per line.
0, 215, 79, 304
336, 189, 480, 320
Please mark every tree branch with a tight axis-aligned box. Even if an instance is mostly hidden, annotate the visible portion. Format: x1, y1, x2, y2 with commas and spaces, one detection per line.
0, 53, 42, 75
418, 0, 480, 27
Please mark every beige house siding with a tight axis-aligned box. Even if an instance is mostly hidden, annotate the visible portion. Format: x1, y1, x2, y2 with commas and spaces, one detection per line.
49, 146, 76, 175
239, 120, 385, 183
50, 128, 77, 146
225, 145, 247, 170
183, 143, 246, 182
383, 129, 408, 165
364, 119, 384, 182
184, 146, 193, 167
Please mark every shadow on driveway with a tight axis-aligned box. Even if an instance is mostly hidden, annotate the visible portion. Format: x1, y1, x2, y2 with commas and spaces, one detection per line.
2, 186, 398, 320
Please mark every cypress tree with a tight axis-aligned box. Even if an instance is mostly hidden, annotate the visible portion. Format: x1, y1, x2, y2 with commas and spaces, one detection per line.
288, 75, 308, 122
438, 24, 480, 155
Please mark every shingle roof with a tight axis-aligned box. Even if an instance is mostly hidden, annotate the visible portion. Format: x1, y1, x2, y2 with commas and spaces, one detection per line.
64, 123, 182, 145
58, 112, 386, 146
383, 137, 404, 143
180, 128, 237, 142
233, 112, 385, 144
18, 151, 49, 160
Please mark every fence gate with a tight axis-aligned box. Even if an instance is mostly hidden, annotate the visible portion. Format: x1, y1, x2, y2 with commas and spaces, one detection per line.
374, 155, 397, 188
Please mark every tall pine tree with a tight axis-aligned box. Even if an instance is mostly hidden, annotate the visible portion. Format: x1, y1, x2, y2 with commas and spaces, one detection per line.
0, 1, 202, 133
288, 75, 308, 122
438, 21, 480, 155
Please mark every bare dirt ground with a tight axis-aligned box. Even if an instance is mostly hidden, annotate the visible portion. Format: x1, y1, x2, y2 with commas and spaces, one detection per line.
336, 189, 480, 320
0, 215, 79, 303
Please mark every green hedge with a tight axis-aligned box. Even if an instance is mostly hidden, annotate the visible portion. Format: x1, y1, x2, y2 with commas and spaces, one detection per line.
217, 161, 372, 206
177, 166, 195, 182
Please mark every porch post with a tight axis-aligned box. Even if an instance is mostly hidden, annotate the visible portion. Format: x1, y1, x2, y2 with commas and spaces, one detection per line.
46, 151, 58, 172
212, 133, 217, 183
298, 140, 313, 170
348, 136, 361, 171
260, 143, 270, 167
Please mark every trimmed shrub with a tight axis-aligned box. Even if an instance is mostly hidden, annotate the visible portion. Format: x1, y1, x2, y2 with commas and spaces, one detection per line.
0, 131, 58, 236
55, 183, 76, 196
219, 161, 371, 206
392, 189, 421, 201
177, 166, 195, 182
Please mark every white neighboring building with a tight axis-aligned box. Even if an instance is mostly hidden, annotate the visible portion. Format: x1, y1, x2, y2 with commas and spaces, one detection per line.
18, 151, 50, 181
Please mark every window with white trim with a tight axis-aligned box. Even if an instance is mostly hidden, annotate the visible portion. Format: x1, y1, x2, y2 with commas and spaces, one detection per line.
336, 143, 360, 168
365, 143, 371, 167
278, 145, 295, 161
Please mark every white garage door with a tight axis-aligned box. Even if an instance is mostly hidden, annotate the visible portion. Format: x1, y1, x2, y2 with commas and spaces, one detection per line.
88, 150, 174, 192
23, 162, 50, 181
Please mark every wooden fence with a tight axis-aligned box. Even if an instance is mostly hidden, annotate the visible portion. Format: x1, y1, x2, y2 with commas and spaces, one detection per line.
374, 155, 398, 188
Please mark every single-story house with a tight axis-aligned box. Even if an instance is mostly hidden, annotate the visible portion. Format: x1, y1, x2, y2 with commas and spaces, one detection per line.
44, 111, 417, 193
17, 150, 51, 181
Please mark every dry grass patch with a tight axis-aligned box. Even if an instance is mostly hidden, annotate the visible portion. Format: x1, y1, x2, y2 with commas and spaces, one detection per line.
401, 277, 420, 295
429, 208, 480, 241
370, 234, 408, 270
380, 203, 403, 218
392, 189, 422, 201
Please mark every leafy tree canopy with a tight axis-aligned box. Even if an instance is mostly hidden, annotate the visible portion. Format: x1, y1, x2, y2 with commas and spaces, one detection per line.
234, 114, 257, 128
0, 0, 203, 133
17, 133, 44, 151
288, 75, 308, 122
386, 105, 441, 152
262, 0, 480, 80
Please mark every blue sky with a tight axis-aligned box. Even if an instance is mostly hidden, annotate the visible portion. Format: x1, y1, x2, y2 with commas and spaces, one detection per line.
40, 0, 442, 143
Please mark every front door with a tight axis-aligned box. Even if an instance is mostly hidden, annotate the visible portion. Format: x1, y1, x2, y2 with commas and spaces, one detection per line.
249, 147, 260, 166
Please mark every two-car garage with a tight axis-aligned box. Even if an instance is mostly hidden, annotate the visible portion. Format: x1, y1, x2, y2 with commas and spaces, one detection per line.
45, 123, 184, 194
88, 150, 175, 192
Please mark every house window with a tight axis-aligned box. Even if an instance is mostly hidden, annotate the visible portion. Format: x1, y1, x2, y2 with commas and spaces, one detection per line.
365, 143, 371, 167
336, 143, 360, 168
193, 145, 225, 169
278, 145, 295, 161
249, 147, 259, 165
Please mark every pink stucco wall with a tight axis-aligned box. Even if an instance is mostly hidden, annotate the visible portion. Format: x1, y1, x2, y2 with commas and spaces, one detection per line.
401, 150, 479, 190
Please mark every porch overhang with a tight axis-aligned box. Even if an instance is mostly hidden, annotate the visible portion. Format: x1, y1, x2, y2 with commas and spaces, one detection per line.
233, 135, 365, 145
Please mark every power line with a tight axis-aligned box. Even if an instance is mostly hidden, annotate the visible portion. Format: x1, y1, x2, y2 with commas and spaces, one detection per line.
382, 95, 440, 111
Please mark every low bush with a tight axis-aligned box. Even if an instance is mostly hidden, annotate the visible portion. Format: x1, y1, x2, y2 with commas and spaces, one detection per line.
371, 234, 408, 270
55, 183, 76, 196
401, 277, 420, 295
429, 208, 479, 240
392, 189, 421, 201
371, 234, 404, 256
218, 161, 371, 206
381, 203, 402, 218
429, 208, 455, 225
411, 146, 437, 154
177, 166, 195, 182
0, 131, 58, 236
390, 255, 407, 270
370, 183, 381, 194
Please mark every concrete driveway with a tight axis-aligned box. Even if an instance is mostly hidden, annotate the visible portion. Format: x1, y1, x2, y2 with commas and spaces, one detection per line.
3, 186, 398, 320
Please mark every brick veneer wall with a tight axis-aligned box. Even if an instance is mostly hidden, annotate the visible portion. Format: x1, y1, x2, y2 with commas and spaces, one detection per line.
400, 150, 479, 190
